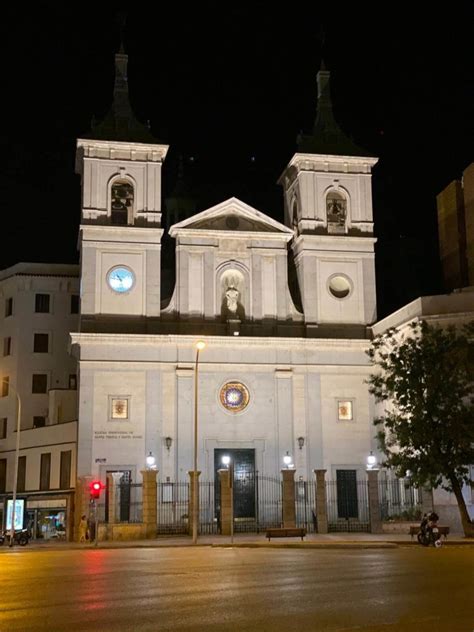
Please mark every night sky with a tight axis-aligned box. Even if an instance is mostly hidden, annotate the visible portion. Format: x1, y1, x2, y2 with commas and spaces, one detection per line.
2, 4, 473, 318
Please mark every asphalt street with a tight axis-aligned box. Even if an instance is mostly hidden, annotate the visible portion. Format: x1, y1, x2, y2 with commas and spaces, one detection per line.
0, 546, 472, 631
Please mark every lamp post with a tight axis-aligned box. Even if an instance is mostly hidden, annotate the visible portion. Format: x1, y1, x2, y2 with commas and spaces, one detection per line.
283, 451, 293, 469
2, 378, 21, 547
192, 340, 206, 545
222, 454, 234, 545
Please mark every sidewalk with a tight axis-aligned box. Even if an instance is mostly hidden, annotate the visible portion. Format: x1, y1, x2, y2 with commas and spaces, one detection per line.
2, 531, 473, 551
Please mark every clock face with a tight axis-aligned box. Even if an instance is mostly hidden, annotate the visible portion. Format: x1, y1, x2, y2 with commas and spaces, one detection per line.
107, 266, 135, 293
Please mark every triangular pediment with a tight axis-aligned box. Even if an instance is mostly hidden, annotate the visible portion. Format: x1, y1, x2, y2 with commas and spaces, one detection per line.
169, 198, 294, 237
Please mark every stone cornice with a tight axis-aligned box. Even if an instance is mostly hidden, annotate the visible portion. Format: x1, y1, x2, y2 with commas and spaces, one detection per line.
70, 332, 370, 351
80, 225, 163, 244
77, 138, 169, 162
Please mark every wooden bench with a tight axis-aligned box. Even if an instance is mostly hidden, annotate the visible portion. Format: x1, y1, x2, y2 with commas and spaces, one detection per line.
266, 528, 306, 541
409, 525, 450, 539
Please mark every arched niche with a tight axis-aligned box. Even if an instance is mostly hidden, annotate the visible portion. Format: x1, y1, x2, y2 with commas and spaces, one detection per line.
217, 265, 247, 321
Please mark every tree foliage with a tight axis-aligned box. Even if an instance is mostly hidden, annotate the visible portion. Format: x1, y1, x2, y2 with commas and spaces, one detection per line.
367, 319, 474, 534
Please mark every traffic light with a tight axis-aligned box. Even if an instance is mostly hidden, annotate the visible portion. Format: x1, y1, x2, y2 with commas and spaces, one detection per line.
89, 480, 104, 500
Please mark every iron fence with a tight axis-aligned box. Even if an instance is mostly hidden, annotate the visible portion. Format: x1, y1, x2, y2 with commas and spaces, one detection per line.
157, 481, 189, 534
94, 475, 423, 535
295, 479, 316, 532
378, 478, 422, 521
326, 480, 370, 532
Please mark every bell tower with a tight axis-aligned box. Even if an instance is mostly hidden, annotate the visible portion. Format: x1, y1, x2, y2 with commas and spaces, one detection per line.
75, 36, 168, 331
279, 64, 378, 335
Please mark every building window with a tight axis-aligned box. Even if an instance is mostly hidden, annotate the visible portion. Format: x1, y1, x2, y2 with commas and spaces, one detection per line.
110, 397, 129, 420
5, 297, 13, 317
33, 333, 49, 353
0, 459, 6, 493
338, 400, 353, 421
1, 377, 9, 397
69, 374, 77, 390
111, 180, 134, 225
40, 453, 51, 491
3, 337, 12, 356
0, 418, 6, 439
32, 374, 48, 394
70, 294, 79, 314
33, 416, 46, 428
60, 450, 72, 489
17, 456, 26, 493
35, 294, 50, 313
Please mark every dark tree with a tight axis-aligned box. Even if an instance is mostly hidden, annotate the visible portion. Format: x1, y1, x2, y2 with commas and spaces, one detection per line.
367, 320, 474, 537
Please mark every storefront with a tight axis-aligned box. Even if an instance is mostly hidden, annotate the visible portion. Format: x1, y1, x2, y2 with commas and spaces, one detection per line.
2, 493, 75, 541
27, 501, 67, 540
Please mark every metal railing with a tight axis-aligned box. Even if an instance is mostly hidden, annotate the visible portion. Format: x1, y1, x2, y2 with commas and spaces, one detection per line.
326, 480, 370, 532
379, 478, 422, 521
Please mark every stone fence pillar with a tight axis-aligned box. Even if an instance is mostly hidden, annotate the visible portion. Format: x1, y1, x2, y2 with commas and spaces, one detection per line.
74, 475, 93, 542
106, 472, 122, 524
367, 469, 383, 534
188, 470, 201, 536
141, 469, 158, 538
218, 468, 232, 535
281, 469, 296, 528
314, 469, 328, 534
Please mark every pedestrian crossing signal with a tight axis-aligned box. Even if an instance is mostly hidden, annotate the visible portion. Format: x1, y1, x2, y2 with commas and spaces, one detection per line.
89, 480, 104, 500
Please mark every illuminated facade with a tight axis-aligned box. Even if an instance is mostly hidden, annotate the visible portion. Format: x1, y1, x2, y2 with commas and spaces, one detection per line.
70, 50, 379, 492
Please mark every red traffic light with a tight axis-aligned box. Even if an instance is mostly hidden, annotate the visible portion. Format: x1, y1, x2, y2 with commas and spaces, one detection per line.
89, 480, 104, 499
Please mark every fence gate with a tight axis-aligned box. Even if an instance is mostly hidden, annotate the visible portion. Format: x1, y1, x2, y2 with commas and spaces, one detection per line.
326, 471, 370, 532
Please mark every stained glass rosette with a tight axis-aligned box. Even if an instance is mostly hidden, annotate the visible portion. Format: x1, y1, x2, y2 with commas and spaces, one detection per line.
219, 382, 249, 412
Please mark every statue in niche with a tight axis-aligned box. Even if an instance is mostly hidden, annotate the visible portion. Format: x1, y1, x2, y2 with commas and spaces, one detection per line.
225, 286, 239, 314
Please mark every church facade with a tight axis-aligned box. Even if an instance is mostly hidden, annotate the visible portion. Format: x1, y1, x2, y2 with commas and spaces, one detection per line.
70, 52, 380, 493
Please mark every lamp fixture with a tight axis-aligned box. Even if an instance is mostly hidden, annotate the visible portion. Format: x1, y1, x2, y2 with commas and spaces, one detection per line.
366, 451, 378, 471
283, 451, 292, 469
165, 436, 172, 451
297, 436, 305, 450
146, 451, 156, 469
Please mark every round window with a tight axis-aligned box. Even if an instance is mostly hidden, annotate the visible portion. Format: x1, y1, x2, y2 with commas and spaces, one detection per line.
219, 382, 250, 413
328, 275, 352, 299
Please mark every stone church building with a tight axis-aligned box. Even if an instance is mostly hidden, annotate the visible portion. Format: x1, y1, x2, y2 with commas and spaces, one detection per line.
2, 42, 471, 539
71, 46, 379, 501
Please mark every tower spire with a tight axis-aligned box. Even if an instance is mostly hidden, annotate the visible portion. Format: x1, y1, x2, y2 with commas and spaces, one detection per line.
297, 64, 370, 156
86, 12, 157, 143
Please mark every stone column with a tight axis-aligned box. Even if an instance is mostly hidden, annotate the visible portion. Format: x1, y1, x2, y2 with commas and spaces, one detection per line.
188, 470, 201, 536
281, 469, 296, 528
367, 469, 383, 534
314, 469, 328, 534
106, 472, 123, 524
141, 469, 158, 538
73, 475, 92, 542
218, 468, 232, 535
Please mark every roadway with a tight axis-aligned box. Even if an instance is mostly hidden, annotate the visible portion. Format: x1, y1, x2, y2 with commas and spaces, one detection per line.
0, 546, 472, 631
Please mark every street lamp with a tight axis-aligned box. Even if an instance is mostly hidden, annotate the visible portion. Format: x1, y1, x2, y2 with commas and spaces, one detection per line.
222, 454, 234, 545
2, 378, 21, 547
366, 451, 378, 471
192, 340, 206, 545
283, 451, 293, 469
146, 451, 156, 470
